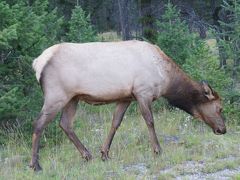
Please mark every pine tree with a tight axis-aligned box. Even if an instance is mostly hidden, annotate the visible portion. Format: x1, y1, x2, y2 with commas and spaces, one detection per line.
0, 0, 63, 124
217, 0, 240, 81
66, 6, 97, 42
215, 0, 240, 117
156, 3, 195, 65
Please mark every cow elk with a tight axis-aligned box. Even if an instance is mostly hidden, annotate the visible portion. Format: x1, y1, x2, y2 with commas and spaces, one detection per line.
30, 41, 226, 171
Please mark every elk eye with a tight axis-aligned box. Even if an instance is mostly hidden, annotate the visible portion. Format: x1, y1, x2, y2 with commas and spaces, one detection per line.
204, 91, 209, 95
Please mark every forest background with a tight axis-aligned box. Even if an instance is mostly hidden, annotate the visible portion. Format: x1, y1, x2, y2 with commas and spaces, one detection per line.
0, 0, 239, 157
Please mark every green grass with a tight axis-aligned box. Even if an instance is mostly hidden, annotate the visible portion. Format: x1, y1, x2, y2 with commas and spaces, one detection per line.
97, 31, 121, 42
0, 106, 240, 179
234, 174, 240, 180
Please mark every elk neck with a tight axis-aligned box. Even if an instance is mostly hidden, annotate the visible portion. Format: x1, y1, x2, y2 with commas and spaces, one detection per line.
163, 66, 202, 115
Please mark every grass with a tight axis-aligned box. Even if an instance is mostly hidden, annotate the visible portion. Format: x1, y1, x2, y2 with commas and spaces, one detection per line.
0, 105, 240, 179
97, 31, 122, 42
234, 174, 240, 180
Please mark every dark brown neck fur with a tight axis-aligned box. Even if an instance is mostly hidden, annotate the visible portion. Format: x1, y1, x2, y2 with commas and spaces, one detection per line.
155, 46, 217, 114
163, 71, 204, 115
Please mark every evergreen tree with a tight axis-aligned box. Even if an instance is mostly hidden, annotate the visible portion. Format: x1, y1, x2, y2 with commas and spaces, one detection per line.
0, 0, 63, 124
156, 3, 195, 65
66, 6, 97, 42
217, 0, 240, 81
216, 0, 240, 118
155, 3, 230, 91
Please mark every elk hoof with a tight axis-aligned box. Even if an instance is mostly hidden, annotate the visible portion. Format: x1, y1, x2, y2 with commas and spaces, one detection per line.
153, 147, 162, 155
101, 151, 110, 161
83, 151, 92, 161
29, 162, 42, 171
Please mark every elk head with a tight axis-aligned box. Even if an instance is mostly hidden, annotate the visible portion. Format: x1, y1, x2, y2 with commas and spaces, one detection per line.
192, 81, 226, 135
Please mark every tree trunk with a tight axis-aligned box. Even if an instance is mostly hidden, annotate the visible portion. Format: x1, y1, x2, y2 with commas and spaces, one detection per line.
117, 0, 130, 40
216, 37, 227, 69
210, 0, 217, 13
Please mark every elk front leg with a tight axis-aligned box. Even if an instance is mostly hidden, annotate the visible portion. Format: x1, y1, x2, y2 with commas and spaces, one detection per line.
101, 101, 130, 161
137, 96, 162, 154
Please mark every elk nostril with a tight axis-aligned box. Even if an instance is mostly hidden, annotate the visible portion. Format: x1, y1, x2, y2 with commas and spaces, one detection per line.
216, 128, 226, 134
216, 129, 222, 134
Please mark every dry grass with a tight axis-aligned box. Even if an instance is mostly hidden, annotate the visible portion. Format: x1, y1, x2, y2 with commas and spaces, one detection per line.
98, 31, 122, 42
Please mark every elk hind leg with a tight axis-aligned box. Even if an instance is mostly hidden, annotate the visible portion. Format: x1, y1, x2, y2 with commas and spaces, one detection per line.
29, 100, 67, 171
60, 97, 92, 160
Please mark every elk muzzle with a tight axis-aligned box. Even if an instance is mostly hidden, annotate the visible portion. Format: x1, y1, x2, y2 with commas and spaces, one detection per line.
213, 125, 226, 135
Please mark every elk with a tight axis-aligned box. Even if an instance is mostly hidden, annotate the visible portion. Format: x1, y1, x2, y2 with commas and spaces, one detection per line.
30, 40, 226, 171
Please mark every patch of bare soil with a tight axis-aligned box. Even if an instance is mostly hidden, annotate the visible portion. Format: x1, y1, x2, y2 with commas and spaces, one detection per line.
122, 156, 240, 179
158, 156, 240, 179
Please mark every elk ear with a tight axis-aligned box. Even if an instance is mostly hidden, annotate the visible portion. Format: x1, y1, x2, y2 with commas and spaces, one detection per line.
201, 81, 215, 100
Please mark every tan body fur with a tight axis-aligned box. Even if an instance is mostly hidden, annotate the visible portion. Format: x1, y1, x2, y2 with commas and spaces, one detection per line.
35, 41, 172, 106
